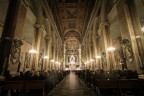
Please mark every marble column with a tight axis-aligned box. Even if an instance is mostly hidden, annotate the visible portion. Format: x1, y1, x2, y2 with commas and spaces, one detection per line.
78, 45, 82, 68
116, 0, 141, 72
0, 0, 27, 74
99, 0, 111, 70
32, 0, 44, 70
92, 34, 98, 70
63, 44, 66, 70
44, 19, 52, 70
33, 25, 43, 70
127, 0, 144, 68
45, 36, 52, 70
85, 47, 88, 69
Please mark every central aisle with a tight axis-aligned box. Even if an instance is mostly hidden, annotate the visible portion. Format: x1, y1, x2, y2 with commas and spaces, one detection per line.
48, 72, 96, 96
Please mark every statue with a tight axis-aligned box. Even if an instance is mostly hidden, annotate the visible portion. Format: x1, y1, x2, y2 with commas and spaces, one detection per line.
10, 39, 23, 65
121, 39, 133, 62
101, 52, 107, 68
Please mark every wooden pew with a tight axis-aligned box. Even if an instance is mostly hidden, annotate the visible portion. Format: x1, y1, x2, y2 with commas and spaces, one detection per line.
4, 81, 24, 96
4, 81, 24, 90
95, 80, 118, 96
118, 79, 139, 95
24, 80, 45, 96
96, 80, 118, 89
4, 80, 45, 96
118, 79, 138, 89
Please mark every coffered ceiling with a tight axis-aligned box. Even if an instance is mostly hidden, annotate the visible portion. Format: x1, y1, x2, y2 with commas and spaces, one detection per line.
58, 0, 86, 37
57, 0, 88, 54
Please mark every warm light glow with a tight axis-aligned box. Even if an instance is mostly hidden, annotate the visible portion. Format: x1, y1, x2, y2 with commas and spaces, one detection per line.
107, 47, 115, 51
87, 62, 90, 64
43, 56, 49, 59
76, 68, 81, 70
90, 59, 94, 62
141, 26, 144, 32
65, 68, 69, 70
50, 60, 55, 62
96, 56, 101, 59
135, 35, 141, 39
29, 49, 37, 53
55, 62, 58, 64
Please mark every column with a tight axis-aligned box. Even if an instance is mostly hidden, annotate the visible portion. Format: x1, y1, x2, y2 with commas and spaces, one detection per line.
63, 44, 66, 70
127, 0, 144, 68
0, 0, 27, 74
45, 36, 52, 70
32, 0, 44, 70
44, 18, 52, 70
33, 25, 43, 70
116, 0, 141, 71
78, 44, 81, 68
99, 0, 111, 70
92, 34, 98, 70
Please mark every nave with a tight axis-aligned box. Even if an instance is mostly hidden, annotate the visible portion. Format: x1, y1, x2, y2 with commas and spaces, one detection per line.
1, 0, 144, 96
48, 72, 96, 96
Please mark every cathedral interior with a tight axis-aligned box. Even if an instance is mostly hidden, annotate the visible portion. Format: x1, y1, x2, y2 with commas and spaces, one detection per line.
0, 0, 144, 96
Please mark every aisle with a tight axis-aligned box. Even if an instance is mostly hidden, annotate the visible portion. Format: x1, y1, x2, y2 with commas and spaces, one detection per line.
48, 72, 96, 96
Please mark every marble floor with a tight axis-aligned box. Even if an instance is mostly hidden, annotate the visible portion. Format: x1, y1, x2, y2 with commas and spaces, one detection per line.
48, 72, 96, 96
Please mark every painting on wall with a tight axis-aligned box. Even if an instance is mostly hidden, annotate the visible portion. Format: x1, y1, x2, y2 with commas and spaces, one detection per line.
24, 52, 31, 68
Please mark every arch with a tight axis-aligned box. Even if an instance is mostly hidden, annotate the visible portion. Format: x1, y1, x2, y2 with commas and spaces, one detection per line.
64, 29, 81, 36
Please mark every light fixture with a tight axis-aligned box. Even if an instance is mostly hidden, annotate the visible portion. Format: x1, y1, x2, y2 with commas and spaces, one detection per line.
90, 59, 94, 62
96, 56, 101, 59
55, 62, 58, 64
43, 56, 49, 59
50, 60, 55, 62
107, 47, 115, 51
29, 49, 37, 53
141, 26, 144, 32
135, 35, 141, 39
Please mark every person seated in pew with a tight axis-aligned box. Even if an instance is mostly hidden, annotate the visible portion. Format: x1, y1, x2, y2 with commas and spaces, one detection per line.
27, 71, 44, 96
97, 70, 108, 80
126, 70, 138, 79
3, 70, 12, 80
30, 71, 41, 80
23, 71, 31, 80
108, 70, 120, 80
43, 71, 51, 96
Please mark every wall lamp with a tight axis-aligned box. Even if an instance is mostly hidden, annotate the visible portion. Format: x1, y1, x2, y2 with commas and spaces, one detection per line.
90, 59, 94, 62
50, 60, 55, 62
95, 56, 101, 59
142, 26, 144, 32
107, 47, 115, 51
43, 56, 49, 59
29, 49, 37, 54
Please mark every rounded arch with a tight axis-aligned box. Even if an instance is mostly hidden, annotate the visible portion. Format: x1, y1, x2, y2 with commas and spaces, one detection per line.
64, 36, 80, 44
64, 29, 81, 37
